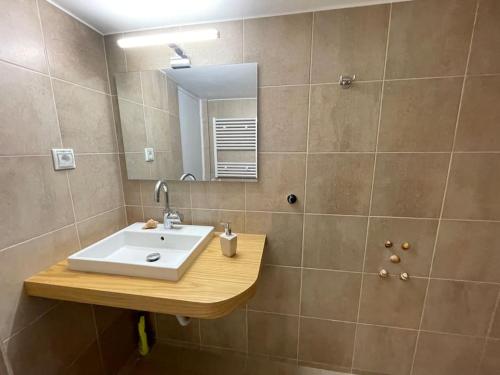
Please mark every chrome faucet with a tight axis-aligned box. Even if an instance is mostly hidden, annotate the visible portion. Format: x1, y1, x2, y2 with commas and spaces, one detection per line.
154, 179, 182, 229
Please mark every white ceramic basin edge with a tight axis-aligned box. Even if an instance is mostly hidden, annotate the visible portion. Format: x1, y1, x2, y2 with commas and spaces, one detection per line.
68, 223, 214, 281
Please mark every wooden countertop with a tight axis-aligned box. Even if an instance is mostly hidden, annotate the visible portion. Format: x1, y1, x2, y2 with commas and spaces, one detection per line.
24, 233, 266, 319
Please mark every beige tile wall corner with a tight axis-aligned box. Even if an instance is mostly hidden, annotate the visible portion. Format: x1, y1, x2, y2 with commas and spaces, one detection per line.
105, 0, 500, 374
0, 1, 135, 374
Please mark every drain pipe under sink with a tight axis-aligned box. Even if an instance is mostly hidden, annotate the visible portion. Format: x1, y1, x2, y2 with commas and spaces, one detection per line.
176, 315, 192, 326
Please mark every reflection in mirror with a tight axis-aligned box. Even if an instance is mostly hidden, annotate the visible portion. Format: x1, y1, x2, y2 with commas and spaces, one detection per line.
115, 63, 258, 182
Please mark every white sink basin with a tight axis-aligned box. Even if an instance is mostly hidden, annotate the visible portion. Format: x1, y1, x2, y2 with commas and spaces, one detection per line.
68, 223, 214, 281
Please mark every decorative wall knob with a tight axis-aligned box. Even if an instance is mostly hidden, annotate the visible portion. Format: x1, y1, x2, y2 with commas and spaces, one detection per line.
287, 194, 297, 204
384, 240, 393, 248
401, 242, 411, 250
400, 272, 410, 281
390, 254, 401, 263
379, 269, 389, 278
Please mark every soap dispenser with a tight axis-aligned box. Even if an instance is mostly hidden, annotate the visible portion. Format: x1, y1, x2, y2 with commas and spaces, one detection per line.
220, 222, 237, 257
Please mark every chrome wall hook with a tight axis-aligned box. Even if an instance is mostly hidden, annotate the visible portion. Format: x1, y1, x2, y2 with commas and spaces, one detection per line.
339, 74, 356, 89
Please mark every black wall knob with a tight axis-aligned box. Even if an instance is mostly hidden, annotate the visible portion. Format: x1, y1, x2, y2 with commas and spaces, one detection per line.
287, 194, 297, 204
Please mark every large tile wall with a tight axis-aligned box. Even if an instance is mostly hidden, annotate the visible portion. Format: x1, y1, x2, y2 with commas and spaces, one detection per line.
106, 0, 500, 374
0, 1, 136, 373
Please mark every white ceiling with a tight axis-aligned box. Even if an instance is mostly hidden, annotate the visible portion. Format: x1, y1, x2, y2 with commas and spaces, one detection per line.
48, 0, 409, 35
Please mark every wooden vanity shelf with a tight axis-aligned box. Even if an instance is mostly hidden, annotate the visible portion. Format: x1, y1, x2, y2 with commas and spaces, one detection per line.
24, 233, 266, 319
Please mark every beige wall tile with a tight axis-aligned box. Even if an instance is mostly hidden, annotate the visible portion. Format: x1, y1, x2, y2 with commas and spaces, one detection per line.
371, 153, 449, 218
359, 275, 427, 329
490, 308, 500, 339
432, 220, 500, 283
115, 72, 142, 103
247, 311, 298, 359
120, 155, 141, 205
379, 78, 462, 152
4, 302, 96, 374
364, 218, 438, 277
299, 318, 355, 369
65, 341, 104, 375
200, 309, 247, 351
39, 1, 109, 92
141, 70, 168, 110
191, 182, 245, 210
455, 76, 500, 151
386, 0, 476, 78
156, 314, 200, 343
178, 21, 243, 66
301, 269, 361, 322
0, 225, 79, 341
259, 86, 309, 152
421, 279, 498, 336
443, 154, 500, 220
192, 209, 244, 233
245, 212, 303, 267
311, 5, 389, 83
0, 156, 74, 249
0, 0, 47, 72
124, 152, 151, 180
0, 62, 61, 156
68, 154, 123, 221
150, 147, 183, 181
104, 34, 126, 95
303, 215, 367, 272
93, 306, 128, 335
140, 180, 190, 209
0, 353, 6, 375
125, 206, 144, 224
353, 325, 417, 375
468, 0, 500, 75
413, 332, 483, 375
112, 96, 124, 153
478, 339, 500, 375
308, 82, 381, 152
145, 110, 181, 154
305, 153, 374, 215
244, 14, 312, 86
167, 77, 179, 116
99, 309, 137, 375
117, 99, 147, 152
246, 153, 306, 213
249, 265, 301, 315
77, 207, 126, 248
53, 80, 117, 153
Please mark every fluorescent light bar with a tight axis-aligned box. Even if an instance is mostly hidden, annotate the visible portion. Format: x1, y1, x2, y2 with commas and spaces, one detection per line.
117, 28, 219, 49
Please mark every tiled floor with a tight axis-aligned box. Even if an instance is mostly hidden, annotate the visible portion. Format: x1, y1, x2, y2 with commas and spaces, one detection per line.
121, 343, 350, 375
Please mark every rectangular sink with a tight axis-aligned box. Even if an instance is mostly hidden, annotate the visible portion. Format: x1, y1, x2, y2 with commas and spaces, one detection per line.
68, 223, 214, 281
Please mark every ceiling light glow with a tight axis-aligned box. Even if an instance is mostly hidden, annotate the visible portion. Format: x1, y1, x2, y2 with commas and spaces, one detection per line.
117, 28, 219, 48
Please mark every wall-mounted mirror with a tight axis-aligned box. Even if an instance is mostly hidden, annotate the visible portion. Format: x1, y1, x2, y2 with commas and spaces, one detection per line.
115, 63, 258, 182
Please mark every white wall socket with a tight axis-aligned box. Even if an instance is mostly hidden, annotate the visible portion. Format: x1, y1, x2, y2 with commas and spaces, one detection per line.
52, 148, 76, 170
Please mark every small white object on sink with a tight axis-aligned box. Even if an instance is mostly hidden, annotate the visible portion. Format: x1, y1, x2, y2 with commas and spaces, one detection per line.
68, 223, 214, 281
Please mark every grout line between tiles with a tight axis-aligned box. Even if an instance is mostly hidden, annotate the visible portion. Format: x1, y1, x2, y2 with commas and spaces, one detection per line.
36, 0, 82, 252
2, 302, 61, 344
409, 1, 480, 373
103, 36, 128, 223
138, 183, 146, 221
0, 341, 13, 375
295, 10, 315, 364
350, 4, 392, 372
476, 289, 500, 375
89, 305, 106, 373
